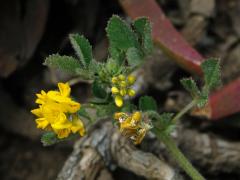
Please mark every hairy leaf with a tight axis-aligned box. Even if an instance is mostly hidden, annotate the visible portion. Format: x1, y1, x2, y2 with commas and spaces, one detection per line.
133, 17, 153, 55
106, 15, 139, 53
201, 58, 221, 91
180, 78, 200, 98
69, 34, 93, 68
139, 96, 158, 111
196, 91, 208, 108
126, 47, 143, 67
41, 132, 59, 146
44, 54, 81, 75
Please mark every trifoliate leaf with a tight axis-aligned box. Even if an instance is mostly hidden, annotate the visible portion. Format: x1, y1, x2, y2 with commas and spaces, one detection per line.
133, 17, 153, 55
106, 15, 139, 52
69, 34, 93, 68
201, 58, 221, 91
44, 54, 81, 75
41, 132, 59, 146
139, 96, 158, 111
180, 78, 201, 98
92, 80, 107, 99
126, 47, 143, 67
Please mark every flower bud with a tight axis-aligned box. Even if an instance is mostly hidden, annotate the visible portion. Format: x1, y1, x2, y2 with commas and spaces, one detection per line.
118, 74, 125, 81
127, 75, 136, 85
128, 89, 136, 97
115, 95, 123, 107
111, 87, 119, 94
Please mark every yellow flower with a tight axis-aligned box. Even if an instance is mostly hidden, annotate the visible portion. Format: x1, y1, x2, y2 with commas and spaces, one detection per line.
111, 74, 136, 107
114, 111, 150, 144
31, 82, 85, 139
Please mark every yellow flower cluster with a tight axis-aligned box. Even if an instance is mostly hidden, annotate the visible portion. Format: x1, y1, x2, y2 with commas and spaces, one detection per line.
31, 82, 85, 139
111, 74, 136, 107
114, 111, 151, 144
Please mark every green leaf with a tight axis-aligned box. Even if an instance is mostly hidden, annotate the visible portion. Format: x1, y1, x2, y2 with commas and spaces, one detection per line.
106, 15, 139, 52
41, 132, 59, 146
126, 47, 143, 67
78, 107, 92, 121
44, 54, 81, 75
133, 17, 153, 55
88, 60, 99, 74
201, 58, 221, 91
180, 78, 200, 98
92, 80, 107, 99
196, 91, 208, 108
155, 113, 175, 135
109, 47, 125, 66
139, 96, 158, 111
75, 68, 92, 79
69, 34, 93, 68
106, 58, 120, 75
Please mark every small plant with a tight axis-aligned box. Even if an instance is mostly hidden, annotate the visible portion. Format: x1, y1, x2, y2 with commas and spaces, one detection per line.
31, 15, 221, 180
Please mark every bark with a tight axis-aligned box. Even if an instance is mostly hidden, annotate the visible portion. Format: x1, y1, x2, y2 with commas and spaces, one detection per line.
57, 120, 183, 180
143, 127, 240, 174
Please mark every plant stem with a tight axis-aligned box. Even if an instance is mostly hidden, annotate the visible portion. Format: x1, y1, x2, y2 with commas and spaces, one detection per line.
172, 100, 197, 123
153, 128, 205, 180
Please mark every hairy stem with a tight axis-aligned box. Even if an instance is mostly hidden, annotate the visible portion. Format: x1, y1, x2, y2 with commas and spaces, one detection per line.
153, 128, 205, 180
172, 100, 196, 123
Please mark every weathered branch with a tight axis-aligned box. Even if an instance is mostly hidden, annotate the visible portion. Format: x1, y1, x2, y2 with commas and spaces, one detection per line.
57, 147, 113, 180
143, 127, 240, 174
57, 120, 183, 180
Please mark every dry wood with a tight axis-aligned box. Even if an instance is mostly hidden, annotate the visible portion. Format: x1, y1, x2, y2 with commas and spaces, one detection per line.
143, 127, 240, 174
57, 120, 183, 180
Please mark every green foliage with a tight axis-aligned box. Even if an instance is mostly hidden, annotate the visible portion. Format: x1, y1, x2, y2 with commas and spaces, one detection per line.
44, 54, 81, 75
126, 47, 143, 67
92, 80, 107, 99
78, 107, 92, 122
139, 96, 158, 111
197, 92, 208, 108
155, 113, 175, 135
106, 58, 124, 75
41, 132, 59, 146
106, 15, 152, 69
133, 17, 153, 55
181, 59, 221, 108
106, 15, 139, 52
180, 78, 200, 98
201, 58, 221, 91
69, 34, 93, 68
